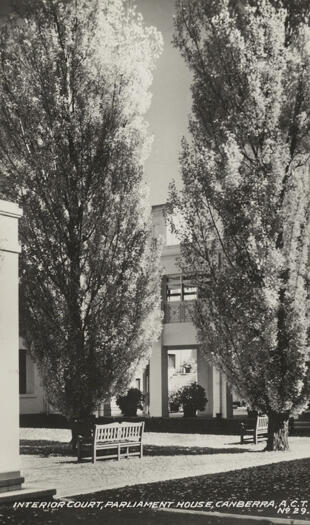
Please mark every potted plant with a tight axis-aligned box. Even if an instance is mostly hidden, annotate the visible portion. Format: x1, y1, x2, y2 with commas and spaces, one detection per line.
169, 391, 181, 412
176, 382, 207, 417
183, 362, 192, 373
116, 388, 144, 417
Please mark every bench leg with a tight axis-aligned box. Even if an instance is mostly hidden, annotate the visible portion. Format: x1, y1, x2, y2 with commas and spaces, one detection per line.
77, 440, 81, 463
254, 432, 257, 444
92, 444, 96, 464
118, 444, 120, 461
140, 444, 143, 458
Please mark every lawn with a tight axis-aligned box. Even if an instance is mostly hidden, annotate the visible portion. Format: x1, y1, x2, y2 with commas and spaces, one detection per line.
71, 456, 310, 521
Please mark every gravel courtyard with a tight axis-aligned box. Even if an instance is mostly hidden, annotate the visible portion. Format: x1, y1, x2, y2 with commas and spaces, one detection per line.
20, 428, 310, 498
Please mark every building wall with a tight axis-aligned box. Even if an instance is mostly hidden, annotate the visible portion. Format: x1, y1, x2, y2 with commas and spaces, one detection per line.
0, 200, 23, 488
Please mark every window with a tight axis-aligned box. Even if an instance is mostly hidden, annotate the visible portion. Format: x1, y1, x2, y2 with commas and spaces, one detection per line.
183, 277, 197, 301
166, 276, 182, 302
168, 354, 176, 369
166, 275, 197, 302
19, 349, 27, 394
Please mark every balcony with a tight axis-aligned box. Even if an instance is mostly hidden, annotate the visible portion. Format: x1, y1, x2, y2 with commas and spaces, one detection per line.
164, 301, 195, 324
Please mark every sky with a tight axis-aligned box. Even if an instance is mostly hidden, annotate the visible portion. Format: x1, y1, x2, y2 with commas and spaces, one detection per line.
0, 0, 192, 205
136, 0, 192, 205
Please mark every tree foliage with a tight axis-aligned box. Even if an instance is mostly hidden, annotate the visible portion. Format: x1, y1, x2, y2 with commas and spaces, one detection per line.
0, 0, 162, 419
116, 387, 144, 417
171, 0, 310, 449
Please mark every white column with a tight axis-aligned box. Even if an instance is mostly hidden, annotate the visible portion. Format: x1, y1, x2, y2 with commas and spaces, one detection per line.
0, 200, 23, 491
220, 373, 227, 418
197, 350, 210, 416
197, 350, 223, 417
149, 338, 168, 417
212, 368, 221, 416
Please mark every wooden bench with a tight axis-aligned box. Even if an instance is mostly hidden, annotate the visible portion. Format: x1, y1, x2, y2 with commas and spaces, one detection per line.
240, 415, 268, 444
77, 421, 144, 463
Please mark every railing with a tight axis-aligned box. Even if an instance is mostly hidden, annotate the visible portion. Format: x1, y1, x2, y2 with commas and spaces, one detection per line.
164, 301, 195, 324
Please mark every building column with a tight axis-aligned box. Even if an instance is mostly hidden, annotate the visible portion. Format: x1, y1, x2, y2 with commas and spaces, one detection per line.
197, 350, 209, 416
197, 350, 223, 417
0, 200, 23, 492
142, 365, 150, 416
149, 338, 168, 417
197, 350, 219, 417
0, 199, 55, 501
219, 374, 233, 419
226, 383, 233, 419
220, 373, 227, 418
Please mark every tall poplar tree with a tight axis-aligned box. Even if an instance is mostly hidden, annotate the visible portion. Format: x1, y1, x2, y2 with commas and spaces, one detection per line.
171, 0, 310, 450
0, 0, 162, 421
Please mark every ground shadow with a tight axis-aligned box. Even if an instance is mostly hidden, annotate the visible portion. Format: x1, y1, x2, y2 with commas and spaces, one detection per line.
143, 444, 253, 456
20, 439, 254, 458
20, 439, 74, 457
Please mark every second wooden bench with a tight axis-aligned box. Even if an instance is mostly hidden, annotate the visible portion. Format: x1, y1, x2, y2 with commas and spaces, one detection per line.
240, 415, 268, 444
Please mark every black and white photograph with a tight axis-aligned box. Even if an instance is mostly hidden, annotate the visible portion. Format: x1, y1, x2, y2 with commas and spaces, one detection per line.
0, 0, 310, 524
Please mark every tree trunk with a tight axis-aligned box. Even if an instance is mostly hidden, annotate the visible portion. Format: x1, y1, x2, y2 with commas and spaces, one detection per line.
266, 413, 289, 451
71, 424, 78, 453
71, 414, 95, 453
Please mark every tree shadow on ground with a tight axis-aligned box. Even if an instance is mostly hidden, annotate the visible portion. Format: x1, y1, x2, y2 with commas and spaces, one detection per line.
20, 439, 74, 457
143, 444, 253, 456
20, 439, 254, 458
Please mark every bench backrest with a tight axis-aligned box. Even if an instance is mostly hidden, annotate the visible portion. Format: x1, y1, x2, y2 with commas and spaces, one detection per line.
94, 423, 120, 443
94, 422, 144, 443
119, 422, 144, 442
256, 415, 268, 431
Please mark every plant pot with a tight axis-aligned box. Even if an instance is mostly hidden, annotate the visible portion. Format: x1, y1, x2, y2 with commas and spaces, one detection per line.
183, 406, 196, 417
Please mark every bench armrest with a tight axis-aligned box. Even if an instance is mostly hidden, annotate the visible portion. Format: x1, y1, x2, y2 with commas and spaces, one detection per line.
77, 432, 93, 444
240, 422, 254, 431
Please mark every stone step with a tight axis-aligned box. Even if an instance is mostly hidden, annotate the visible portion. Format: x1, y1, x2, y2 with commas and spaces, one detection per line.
0, 476, 24, 493
0, 486, 56, 504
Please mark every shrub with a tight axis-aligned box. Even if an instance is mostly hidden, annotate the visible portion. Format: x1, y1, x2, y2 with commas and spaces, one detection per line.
169, 391, 181, 412
116, 388, 144, 417
175, 382, 207, 417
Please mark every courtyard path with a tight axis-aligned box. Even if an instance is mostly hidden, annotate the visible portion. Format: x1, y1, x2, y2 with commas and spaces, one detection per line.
20, 428, 310, 498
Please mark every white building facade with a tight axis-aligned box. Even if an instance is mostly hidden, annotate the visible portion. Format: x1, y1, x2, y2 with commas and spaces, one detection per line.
146, 204, 232, 418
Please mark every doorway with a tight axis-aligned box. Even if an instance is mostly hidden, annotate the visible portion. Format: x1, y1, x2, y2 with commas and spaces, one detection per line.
167, 348, 197, 417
